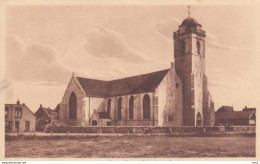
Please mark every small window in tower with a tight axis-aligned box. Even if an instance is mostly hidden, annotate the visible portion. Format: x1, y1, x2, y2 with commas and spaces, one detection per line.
168, 116, 173, 121
176, 83, 179, 89
196, 41, 200, 54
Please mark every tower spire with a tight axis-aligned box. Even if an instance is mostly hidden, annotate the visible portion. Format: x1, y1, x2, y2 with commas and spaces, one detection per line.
187, 5, 191, 18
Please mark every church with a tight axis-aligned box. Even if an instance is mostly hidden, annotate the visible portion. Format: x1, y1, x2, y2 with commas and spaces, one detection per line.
58, 15, 215, 127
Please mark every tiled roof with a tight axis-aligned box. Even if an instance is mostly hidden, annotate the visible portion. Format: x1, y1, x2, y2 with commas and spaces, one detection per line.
215, 111, 253, 120
42, 107, 57, 117
217, 106, 234, 112
76, 69, 169, 97
5, 103, 35, 116
243, 108, 256, 113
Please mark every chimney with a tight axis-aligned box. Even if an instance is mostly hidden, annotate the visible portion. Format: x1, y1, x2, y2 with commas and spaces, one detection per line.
40, 104, 42, 108
245, 106, 247, 109
17, 99, 20, 105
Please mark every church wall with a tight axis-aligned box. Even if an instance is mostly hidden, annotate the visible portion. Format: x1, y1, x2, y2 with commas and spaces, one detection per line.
59, 76, 86, 126
100, 92, 156, 126
156, 65, 183, 126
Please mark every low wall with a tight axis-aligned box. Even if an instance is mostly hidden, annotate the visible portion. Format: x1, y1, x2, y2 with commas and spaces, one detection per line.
45, 126, 227, 134
225, 126, 256, 132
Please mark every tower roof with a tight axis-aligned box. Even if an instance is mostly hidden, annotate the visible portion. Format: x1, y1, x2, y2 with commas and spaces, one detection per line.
181, 17, 201, 27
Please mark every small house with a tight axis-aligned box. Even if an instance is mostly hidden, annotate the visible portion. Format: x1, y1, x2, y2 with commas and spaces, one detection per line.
5, 100, 36, 132
35, 104, 58, 131
215, 106, 256, 126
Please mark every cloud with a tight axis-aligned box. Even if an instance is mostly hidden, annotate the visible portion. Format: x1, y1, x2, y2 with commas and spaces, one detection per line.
5, 35, 72, 84
206, 32, 251, 53
155, 17, 181, 40
155, 17, 250, 53
83, 27, 148, 62
208, 80, 239, 89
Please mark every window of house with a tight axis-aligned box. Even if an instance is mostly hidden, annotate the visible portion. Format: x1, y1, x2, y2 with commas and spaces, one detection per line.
5, 107, 9, 118
168, 116, 173, 121
25, 121, 30, 131
15, 107, 22, 117
5, 121, 12, 132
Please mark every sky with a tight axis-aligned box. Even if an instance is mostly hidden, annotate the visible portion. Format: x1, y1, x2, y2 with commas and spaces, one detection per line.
2, 4, 259, 112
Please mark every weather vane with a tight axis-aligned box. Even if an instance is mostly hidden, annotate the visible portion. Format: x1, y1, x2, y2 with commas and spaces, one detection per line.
187, 5, 191, 18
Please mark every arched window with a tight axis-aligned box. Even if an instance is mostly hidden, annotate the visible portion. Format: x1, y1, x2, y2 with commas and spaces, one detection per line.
196, 112, 202, 126
92, 120, 97, 126
143, 94, 150, 119
117, 97, 122, 121
107, 99, 111, 114
129, 96, 134, 120
181, 40, 186, 55
196, 40, 200, 54
69, 92, 77, 119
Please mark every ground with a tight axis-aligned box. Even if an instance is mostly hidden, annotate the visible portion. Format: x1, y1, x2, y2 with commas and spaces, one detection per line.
5, 136, 255, 158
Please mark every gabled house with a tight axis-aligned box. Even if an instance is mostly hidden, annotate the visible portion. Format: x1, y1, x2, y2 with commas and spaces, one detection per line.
35, 104, 58, 131
5, 100, 35, 132
215, 106, 256, 126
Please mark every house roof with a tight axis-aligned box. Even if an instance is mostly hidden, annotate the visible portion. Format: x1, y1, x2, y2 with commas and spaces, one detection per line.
217, 106, 234, 112
215, 111, 253, 120
43, 108, 57, 117
36, 106, 57, 118
76, 69, 170, 97
5, 103, 35, 116
243, 107, 256, 113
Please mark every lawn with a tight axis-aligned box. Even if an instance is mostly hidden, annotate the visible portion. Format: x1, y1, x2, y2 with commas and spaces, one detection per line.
5, 136, 255, 158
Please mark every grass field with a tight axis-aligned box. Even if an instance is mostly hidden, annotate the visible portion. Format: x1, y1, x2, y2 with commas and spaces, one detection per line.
5, 136, 255, 158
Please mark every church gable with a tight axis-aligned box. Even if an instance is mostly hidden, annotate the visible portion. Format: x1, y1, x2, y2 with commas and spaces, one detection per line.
59, 75, 86, 126
63, 75, 86, 100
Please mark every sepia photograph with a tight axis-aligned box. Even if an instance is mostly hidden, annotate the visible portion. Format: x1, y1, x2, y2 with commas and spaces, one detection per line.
1, 0, 259, 160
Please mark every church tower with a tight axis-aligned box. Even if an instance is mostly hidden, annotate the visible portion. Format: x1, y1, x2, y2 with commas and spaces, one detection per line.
173, 9, 206, 126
